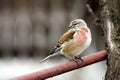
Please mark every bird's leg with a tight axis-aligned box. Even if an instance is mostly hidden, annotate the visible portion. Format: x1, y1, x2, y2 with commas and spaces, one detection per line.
70, 56, 83, 66
75, 56, 83, 62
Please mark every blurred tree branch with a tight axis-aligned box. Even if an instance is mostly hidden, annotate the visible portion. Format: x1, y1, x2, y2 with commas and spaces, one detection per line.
10, 50, 107, 80
86, 4, 101, 26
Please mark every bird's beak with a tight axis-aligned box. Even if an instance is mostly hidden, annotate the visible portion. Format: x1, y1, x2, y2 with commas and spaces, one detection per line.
68, 25, 72, 28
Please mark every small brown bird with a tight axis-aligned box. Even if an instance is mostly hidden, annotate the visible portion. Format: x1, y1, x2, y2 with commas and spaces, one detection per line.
40, 19, 92, 63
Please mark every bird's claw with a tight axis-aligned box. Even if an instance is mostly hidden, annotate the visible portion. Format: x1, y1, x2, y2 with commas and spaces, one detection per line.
70, 56, 83, 66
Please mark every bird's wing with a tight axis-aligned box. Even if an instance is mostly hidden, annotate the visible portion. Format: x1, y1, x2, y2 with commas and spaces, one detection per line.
40, 29, 76, 63
50, 29, 76, 55
56, 29, 76, 47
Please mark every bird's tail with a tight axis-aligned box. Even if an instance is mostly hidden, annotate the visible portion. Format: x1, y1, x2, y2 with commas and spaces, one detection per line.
40, 52, 60, 63
50, 46, 62, 55
40, 46, 62, 63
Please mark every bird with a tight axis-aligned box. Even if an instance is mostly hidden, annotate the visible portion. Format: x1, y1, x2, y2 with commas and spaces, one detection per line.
40, 19, 92, 63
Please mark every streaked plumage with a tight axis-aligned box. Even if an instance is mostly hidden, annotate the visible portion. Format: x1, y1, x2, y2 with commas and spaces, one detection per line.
40, 19, 92, 63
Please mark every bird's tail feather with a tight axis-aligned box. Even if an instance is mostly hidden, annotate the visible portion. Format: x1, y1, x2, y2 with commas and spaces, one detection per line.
50, 46, 62, 55
40, 52, 60, 63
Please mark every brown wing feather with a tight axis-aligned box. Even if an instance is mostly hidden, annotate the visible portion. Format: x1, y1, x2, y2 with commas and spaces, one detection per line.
56, 29, 75, 47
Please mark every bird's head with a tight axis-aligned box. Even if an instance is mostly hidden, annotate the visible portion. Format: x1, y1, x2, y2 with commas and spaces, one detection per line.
68, 19, 87, 29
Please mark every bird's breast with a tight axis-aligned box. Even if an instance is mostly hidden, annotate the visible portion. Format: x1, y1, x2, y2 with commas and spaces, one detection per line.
60, 28, 91, 58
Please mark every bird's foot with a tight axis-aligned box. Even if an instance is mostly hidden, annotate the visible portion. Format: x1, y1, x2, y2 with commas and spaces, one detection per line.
70, 56, 83, 66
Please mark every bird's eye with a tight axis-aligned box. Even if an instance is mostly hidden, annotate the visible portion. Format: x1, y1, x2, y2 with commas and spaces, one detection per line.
74, 23, 77, 25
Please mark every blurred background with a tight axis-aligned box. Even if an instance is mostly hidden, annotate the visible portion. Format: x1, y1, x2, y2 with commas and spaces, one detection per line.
0, 0, 106, 80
